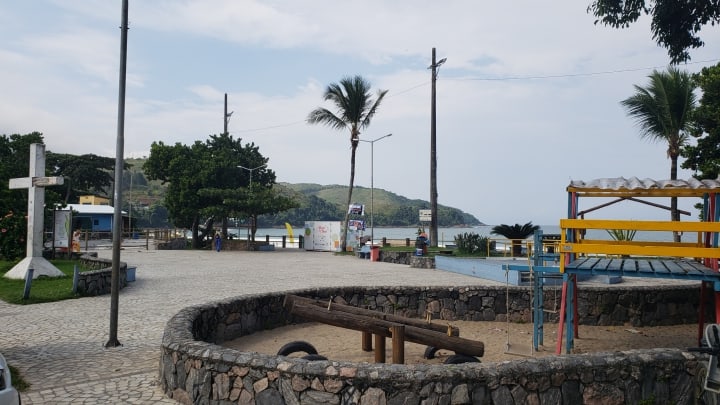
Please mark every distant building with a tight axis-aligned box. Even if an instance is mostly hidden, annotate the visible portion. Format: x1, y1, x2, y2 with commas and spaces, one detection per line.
60, 204, 127, 233
79, 195, 110, 205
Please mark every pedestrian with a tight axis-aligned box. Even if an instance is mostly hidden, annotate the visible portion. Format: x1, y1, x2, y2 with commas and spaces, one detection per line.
214, 232, 222, 252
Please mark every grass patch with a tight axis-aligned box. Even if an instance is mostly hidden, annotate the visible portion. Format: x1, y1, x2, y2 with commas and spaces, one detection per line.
0, 259, 89, 304
9, 364, 30, 391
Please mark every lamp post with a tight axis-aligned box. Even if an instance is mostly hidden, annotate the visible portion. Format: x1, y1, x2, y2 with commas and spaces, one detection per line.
355, 133, 392, 246
428, 47, 446, 248
237, 163, 267, 248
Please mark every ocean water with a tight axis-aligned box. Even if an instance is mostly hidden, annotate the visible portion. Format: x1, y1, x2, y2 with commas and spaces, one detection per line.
249, 224, 678, 245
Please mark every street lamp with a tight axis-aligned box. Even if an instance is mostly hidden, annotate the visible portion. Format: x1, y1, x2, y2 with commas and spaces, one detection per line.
428, 47, 446, 248
355, 133, 392, 246
237, 163, 266, 188
237, 163, 267, 248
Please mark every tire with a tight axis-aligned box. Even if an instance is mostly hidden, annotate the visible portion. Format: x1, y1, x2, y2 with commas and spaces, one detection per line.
424, 346, 439, 359
301, 354, 328, 361
444, 354, 480, 364
277, 340, 319, 357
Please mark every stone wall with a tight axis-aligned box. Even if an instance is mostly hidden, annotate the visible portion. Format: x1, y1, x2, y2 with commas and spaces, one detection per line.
75, 253, 127, 296
160, 285, 710, 404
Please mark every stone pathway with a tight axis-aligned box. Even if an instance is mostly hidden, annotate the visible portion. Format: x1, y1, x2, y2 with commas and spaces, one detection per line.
1, 248, 498, 404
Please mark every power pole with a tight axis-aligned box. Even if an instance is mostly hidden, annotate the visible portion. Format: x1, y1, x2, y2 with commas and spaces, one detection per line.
107, 0, 129, 348
224, 93, 233, 135
429, 48, 446, 247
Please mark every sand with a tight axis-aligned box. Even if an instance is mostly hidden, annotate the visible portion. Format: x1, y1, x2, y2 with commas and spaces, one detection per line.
224, 320, 698, 364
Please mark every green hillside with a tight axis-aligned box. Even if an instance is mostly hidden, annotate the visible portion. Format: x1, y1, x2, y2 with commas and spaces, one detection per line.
118, 159, 483, 228
260, 183, 483, 227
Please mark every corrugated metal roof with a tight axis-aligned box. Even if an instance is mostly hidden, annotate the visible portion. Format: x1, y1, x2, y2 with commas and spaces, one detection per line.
568, 177, 720, 191
60, 204, 127, 215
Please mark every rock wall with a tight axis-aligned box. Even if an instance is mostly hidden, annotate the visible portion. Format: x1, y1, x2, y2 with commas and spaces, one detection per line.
160, 285, 710, 404
75, 253, 127, 296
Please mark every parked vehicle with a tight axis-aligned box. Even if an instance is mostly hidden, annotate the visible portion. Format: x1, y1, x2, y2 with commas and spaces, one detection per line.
0, 353, 21, 405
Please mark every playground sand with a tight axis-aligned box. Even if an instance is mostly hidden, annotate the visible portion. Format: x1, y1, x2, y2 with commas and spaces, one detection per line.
223, 320, 697, 363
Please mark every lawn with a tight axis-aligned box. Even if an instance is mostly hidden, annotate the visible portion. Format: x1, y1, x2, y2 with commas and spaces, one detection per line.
0, 259, 87, 304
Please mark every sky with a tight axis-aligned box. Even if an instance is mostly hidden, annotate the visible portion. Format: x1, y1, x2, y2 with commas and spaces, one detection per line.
2, 1, 719, 226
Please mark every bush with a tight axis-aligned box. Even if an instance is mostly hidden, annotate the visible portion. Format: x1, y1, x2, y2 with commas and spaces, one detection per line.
454, 232, 493, 255
0, 211, 26, 260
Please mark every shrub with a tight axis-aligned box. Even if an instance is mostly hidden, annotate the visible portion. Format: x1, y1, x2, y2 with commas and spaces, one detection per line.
0, 211, 26, 260
454, 232, 492, 255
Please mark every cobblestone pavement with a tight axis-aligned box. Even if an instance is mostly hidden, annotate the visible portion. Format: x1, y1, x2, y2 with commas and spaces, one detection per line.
1, 248, 499, 404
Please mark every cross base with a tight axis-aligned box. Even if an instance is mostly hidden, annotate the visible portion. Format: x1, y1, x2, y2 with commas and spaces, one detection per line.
4, 256, 64, 280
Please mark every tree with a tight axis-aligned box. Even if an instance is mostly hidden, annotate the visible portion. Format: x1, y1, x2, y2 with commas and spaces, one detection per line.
46, 152, 117, 204
587, 0, 720, 64
144, 133, 294, 248
307, 75, 388, 251
682, 63, 720, 179
490, 222, 540, 257
621, 67, 696, 240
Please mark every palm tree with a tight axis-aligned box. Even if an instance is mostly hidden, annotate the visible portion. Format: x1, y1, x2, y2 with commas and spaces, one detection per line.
490, 222, 540, 257
308, 75, 388, 251
621, 67, 697, 241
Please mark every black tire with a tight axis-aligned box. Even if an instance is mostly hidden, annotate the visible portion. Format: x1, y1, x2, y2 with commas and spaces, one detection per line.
301, 354, 328, 361
277, 340, 318, 357
424, 346, 439, 359
444, 354, 480, 364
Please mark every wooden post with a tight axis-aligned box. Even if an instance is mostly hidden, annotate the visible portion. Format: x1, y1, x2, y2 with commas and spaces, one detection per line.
361, 331, 373, 351
374, 334, 385, 363
390, 325, 405, 364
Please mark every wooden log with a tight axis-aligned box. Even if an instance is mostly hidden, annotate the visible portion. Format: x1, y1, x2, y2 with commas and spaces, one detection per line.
284, 295, 460, 336
361, 331, 372, 352
390, 325, 405, 364
374, 334, 386, 363
287, 301, 484, 357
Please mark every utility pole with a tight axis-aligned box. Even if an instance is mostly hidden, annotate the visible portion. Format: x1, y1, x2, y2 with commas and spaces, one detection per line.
107, 0, 129, 348
224, 93, 233, 135
429, 48, 446, 247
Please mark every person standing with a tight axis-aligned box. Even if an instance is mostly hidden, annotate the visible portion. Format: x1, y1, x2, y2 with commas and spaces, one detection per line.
214, 232, 222, 252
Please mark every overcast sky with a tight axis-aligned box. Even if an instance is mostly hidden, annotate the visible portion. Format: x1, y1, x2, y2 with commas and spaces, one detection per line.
2, 1, 719, 225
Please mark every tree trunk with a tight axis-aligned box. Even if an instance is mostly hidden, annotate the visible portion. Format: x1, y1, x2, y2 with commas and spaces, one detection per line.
341, 132, 359, 252
191, 216, 200, 249
670, 154, 680, 242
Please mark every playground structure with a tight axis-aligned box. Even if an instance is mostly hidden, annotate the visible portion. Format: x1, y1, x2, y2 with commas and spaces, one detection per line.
283, 294, 483, 364
508, 177, 720, 355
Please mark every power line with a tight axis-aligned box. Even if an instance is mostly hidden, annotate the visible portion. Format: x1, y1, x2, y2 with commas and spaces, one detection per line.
229, 58, 719, 134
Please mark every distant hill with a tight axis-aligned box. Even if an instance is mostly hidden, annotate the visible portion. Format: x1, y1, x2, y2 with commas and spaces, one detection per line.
120, 158, 483, 228
257, 183, 483, 227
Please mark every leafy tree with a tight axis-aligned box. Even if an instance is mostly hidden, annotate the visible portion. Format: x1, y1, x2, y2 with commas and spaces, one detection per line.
307, 75, 388, 251
491, 222, 540, 257
587, 0, 720, 64
682, 63, 720, 178
621, 67, 696, 240
46, 152, 117, 204
144, 133, 294, 248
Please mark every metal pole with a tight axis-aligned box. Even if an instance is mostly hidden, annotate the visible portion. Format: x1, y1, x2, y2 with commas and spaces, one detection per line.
107, 0, 129, 348
370, 140, 374, 245
430, 47, 439, 248
356, 135, 391, 246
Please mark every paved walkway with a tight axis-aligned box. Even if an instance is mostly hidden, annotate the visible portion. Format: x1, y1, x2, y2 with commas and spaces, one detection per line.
1, 248, 498, 404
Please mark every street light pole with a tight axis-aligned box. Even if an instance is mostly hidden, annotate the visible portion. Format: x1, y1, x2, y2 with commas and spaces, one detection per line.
428, 47, 446, 248
355, 134, 392, 246
237, 163, 267, 249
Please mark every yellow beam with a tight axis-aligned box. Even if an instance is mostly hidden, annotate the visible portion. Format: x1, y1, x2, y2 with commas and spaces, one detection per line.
560, 218, 720, 233
559, 243, 720, 258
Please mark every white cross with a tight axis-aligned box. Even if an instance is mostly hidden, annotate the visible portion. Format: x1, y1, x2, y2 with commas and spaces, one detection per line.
4, 143, 65, 280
